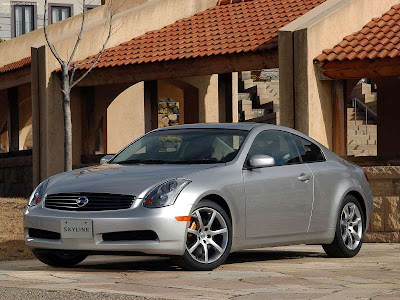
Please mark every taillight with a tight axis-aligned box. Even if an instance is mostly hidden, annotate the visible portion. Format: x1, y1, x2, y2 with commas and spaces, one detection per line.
363, 168, 369, 183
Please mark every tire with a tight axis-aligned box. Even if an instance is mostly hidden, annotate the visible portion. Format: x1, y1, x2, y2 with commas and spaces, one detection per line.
32, 250, 87, 268
322, 195, 365, 258
176, 200, 232, 271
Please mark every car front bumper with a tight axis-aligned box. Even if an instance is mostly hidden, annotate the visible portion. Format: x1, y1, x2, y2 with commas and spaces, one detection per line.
24, 201, 192, 256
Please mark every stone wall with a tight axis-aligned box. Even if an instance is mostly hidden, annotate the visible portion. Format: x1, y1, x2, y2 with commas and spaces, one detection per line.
0, 152, 32, 198
365, 166, 400, 243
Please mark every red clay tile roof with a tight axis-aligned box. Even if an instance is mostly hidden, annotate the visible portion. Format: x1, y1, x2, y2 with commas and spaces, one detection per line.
315, 4, 400, 63
74, 0, 325, 71
0, 56, 31, 74
217, 0, 253, 5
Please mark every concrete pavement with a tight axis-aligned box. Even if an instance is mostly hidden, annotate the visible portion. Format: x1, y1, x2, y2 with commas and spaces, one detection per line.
0, 244, 399, 299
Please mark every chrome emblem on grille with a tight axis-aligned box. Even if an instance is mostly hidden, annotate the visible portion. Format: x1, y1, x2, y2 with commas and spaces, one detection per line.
76, 196, 89, 207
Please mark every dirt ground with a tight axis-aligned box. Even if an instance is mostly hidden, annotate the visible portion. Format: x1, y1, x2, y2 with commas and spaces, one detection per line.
0, 198, 33, 261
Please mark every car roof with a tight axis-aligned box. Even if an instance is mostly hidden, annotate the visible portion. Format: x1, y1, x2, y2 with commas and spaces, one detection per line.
155, 123, 273, 131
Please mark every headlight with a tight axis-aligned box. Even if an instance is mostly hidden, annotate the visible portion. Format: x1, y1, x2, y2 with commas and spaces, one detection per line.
143, 179, 191, 208
28, 180, 48, 207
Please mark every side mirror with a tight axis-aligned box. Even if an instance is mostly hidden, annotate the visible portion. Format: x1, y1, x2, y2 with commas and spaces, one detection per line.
100, 155, 114, 165
248, 155, 275, 169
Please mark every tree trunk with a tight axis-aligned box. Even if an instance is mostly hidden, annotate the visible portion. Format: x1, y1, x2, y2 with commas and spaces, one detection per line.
61, 66, 73, 171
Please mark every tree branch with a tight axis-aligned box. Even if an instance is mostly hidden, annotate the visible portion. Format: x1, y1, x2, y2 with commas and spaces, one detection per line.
70, 1, 114, 89
43, 0, 64, 65
67, 0, 87, 66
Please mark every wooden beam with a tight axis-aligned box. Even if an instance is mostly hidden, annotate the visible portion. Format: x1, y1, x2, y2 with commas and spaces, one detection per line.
103, 111, 107, 154
218, 73, 233, 123
74, 50, 279, 87
81, 87, 96, 155
0, 69, 31, 91
7, 87, 19, 152
144, 81, 158, 130
319, 57, 400, 79
332, 80, 346, 156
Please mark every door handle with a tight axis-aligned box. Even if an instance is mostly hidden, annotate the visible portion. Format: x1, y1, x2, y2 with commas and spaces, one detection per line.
298, 174, 311, 182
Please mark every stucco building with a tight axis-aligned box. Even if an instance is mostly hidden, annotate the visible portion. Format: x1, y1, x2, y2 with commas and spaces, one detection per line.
0, 0, 399, 242
0, 0, 101, 41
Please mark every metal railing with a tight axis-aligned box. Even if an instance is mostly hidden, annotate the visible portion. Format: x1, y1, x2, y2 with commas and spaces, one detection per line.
351, 97, 377, 135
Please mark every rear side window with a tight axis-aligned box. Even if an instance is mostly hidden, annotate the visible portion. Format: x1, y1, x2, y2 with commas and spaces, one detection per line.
292, 135, 325, 163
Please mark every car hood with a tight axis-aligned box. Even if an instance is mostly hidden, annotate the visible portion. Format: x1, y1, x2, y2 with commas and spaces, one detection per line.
45, 163, 220, 197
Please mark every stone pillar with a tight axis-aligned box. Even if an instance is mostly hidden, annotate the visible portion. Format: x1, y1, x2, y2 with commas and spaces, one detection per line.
365, 166, 400, 243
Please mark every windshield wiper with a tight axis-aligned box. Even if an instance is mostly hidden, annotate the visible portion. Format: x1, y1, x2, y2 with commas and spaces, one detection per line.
117, 159, 169, 165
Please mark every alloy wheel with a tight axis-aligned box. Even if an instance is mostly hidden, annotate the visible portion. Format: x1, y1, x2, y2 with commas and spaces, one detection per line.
186, 207, 229, 264
340, 202, 363, 250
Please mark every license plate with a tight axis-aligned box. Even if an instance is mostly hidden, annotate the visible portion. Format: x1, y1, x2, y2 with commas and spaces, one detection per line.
61, 219, 93, 239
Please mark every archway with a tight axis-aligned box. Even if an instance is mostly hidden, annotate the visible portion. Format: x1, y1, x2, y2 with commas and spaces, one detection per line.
158, 79, 199, 127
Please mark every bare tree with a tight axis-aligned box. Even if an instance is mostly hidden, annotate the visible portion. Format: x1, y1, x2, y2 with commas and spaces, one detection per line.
43, 0, 114, 171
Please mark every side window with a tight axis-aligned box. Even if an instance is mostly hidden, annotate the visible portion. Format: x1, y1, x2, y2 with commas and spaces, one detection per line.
248, 130, 301, 166
292, 135, 325, 163
50, 5, 72, 24
13, 4, 35, 37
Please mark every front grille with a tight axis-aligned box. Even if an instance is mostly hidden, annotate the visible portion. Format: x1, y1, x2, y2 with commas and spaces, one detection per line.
44, 193, 135, 211
102, 230, 158, 242
28, 228, 60, 240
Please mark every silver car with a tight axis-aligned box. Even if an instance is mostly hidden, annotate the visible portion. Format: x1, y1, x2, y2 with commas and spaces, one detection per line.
24, 123, 373, 271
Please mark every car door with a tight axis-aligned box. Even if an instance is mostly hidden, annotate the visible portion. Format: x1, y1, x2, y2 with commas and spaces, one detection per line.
291, 134, 329, 232
243, 130, 314, 238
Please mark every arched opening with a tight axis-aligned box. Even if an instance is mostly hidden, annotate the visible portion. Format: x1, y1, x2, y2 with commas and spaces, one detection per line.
158, 79, 199, 127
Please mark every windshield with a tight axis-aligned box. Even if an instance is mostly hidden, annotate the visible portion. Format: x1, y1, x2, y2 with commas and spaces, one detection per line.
111, 129, 248, 165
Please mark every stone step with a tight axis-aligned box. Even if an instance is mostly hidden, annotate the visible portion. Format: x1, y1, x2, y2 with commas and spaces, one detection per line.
347, 114, 367, 121
259, 94, 279, 105
244, 109, 265, 121
348, 149, 378, 157
258, 102, 274, 113
347, 144, 377, 151
348, 130, 377, 138
347, 133, 376, 140
239, 99, 253, 112
257, 86, 279, 96
244, 111, 277, 124
348, 139, 377, 146
347, 124, 377, 131
238, 93, 252, 101
241, 71, 252, 81
363, 94, 377, 104
347, 135, 373, 143
347, 120, 368, 125
244, 79, 277, 89
349, 127, 377, 134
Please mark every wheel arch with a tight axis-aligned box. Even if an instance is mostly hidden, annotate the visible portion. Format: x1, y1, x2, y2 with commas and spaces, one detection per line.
346, 190, 368, 229
198, 194, 232, 224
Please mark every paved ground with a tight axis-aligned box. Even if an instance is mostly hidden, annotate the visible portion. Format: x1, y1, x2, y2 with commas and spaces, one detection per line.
0, 244, 399, 300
